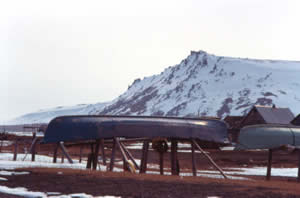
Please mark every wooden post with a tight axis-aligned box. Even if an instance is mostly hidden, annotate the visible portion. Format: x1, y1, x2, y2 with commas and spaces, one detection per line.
159, 151, 164, 175
298, 149, 300, 183
32, 132, 36, 140
30, 136, 39, 162
59, 142, 73, 164
170, 139, 179, 175
86, 144, 94, 169
92, 140, 100, 170
192, 139, 227, 179
266, 149, 273, 181
53, 143, 59, 163
79, 146, 83, 163
120, 142, 140, 170
31, 145, 36, 162
140, 140, 149, 174
13, 140, 18, 161
86, 153, 92, 169
100, 139, 107, 165
109, 138, 117, 171
191, 140, 197, 176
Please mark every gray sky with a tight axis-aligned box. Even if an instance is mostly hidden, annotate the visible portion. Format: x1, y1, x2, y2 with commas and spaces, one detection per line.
1, 0, 299, 122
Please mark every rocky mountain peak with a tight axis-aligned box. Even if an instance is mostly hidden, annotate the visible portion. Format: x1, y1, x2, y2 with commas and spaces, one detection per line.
96, 51, 300, 118
8, 51, 300, 124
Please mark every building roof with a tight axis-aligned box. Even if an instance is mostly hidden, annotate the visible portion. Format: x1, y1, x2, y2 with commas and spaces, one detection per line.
254, 105, 294, 124
291, 114, 300, 125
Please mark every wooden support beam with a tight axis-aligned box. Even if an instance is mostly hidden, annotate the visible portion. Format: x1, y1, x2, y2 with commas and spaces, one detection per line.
21, 136, 39, 161
191, 140, 197, 176
32, 132, 36, 140
30, 137, 39, 162
159, 152, 164, 175
120, 142, 140, 170
13, 140, 18, 161
86, 153, 92, 169
192, 139, 227, 179
139, 142, 146, 173
170, 139, 179, 175
266, 149, 273, 181
86, 144, 94, 169
109, 138, 117, 171
79, 146, 83, 163
100, 139, 107, 165
59, 142, 73, 164
53, 143, 59, 163
92, 140, 100, 170
31, 145, 36, 162
139, 140, 149, 174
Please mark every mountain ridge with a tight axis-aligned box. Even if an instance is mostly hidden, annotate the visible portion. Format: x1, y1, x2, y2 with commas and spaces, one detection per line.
7, 50, 300, 124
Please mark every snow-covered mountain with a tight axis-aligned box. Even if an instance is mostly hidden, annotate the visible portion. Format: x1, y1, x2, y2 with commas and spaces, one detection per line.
7, 103, 107, 124
8, 50, 300, 124
94, 50, 300, 117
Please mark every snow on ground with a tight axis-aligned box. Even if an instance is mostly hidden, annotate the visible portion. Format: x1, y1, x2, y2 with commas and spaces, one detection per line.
227, 167, 299, 177
0, 153, 86, 170
0, 140, 13, 147
7, 131, 44, 137
200, 167, 299, 178
126, 142, 207, 153
0, 170, 29, 176
0, 152, 298, 197
0, 185, 120, 198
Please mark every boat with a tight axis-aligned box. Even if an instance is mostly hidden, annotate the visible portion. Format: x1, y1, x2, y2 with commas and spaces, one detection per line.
235, 124, 300, 150
42, 115, 229, 144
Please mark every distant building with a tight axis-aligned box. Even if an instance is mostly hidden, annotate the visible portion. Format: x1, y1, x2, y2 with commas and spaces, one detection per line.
224, 105, 295, 142
291, 114, 300, 126
223, 116, 244, 142
240, 105, 294, 126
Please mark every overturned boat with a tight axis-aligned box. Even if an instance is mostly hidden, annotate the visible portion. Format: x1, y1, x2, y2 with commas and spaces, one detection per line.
41, 115, 229, 178
42, 115, 229, 144
236, 124, 300, 150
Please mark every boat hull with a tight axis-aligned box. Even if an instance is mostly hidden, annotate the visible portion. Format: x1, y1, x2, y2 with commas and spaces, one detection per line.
42, 115, 229, 144
236, 125, 300, 150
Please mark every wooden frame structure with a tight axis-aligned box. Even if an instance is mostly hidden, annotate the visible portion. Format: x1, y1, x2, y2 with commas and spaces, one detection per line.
42, 115, 229, 178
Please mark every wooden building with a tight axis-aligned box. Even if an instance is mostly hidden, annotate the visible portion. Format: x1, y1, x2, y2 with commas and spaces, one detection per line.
240, 105, 294, 126
224, 105, 295, 142
223, 116, 244, 142
291, 114, 300, 126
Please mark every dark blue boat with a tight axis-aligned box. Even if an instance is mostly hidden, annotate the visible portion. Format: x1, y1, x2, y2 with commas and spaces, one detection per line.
42, 115, 229, 144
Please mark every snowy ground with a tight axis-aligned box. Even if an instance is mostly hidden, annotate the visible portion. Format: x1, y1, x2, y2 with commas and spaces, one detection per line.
125, 142, 210, 153
7, 132, 44, 137
0, 152, 298, 197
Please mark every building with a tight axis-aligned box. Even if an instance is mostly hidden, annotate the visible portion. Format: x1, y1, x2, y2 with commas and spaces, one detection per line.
291, 114, 300, 126
239, 105, 294, 126
223, 116, 244, 142
224, 105, 295, 142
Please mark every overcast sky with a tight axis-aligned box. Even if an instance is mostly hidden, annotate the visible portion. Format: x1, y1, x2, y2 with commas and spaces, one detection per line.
0, 0, 299, 122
